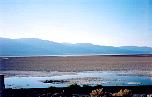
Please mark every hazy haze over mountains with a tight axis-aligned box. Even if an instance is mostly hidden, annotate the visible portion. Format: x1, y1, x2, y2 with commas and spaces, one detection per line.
0, 37, 152, 56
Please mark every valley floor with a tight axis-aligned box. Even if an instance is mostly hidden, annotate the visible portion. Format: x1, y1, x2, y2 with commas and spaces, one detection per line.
1, 55, 152, 72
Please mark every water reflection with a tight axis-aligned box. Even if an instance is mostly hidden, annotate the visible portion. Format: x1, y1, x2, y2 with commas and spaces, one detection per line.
5, 71, 152, 89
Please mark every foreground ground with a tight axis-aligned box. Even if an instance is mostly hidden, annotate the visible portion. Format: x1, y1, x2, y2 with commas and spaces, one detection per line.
2, 85, 152, 97
1, 55, 152, 71
1, 55, 152, 97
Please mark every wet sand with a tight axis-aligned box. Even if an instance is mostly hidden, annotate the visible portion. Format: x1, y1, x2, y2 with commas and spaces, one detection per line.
1, 55, 152, 72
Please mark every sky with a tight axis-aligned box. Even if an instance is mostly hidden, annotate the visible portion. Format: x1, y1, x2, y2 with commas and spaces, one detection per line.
0, 0, 152, 47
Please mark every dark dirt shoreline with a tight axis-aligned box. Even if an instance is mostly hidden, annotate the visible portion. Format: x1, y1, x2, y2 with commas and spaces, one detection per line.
3, 85, 152, 97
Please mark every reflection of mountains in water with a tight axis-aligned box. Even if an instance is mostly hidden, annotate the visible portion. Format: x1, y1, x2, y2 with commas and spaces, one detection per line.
1, 37, 152, 56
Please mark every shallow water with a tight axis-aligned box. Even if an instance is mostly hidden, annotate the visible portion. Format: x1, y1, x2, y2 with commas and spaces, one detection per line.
5, 71, 152, 89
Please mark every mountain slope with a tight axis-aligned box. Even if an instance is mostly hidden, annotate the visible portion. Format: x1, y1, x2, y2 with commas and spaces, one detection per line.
0, 37, 152, 56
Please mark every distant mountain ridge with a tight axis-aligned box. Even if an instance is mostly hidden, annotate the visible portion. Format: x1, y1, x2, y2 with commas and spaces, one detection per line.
0, 37, 152, 56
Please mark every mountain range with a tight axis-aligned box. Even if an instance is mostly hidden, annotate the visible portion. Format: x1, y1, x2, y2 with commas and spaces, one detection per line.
0, 37, 152, 56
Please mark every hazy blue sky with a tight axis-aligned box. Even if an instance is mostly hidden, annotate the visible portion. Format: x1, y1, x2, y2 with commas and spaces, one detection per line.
0, 0, 152, 47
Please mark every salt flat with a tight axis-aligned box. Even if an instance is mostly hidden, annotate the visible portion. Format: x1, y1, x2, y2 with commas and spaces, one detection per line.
1, 55, 152, 72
